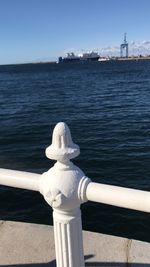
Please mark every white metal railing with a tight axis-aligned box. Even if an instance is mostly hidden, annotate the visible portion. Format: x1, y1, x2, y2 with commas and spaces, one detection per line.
0, 122, 150, 267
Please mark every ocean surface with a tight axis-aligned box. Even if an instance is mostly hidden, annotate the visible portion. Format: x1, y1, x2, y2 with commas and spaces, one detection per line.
0, 60, 150, 242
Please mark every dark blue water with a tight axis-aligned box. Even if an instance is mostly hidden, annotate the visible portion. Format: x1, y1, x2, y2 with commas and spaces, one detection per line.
0, 61, 150, 242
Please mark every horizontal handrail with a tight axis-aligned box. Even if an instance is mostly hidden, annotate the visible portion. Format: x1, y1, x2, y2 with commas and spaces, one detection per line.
86, 182, 150, 213
1, 167, 150, 213
0, 168, 41, 191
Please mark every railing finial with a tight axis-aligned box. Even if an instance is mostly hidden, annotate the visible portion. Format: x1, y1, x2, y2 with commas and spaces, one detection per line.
45, 122, 80, 162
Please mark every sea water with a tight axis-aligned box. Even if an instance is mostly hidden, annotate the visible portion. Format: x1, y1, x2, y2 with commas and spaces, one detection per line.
0, 60, 150, 242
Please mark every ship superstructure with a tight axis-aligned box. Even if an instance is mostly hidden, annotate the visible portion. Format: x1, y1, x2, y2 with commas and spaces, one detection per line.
58, 53, 80, 63
80, 51, 100, 61
58, 51, 100, 63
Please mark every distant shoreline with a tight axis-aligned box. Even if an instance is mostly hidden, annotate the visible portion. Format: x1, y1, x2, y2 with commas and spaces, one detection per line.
0, 61, 57, 67
114, 56, 150, 61
1, 57, 150, 66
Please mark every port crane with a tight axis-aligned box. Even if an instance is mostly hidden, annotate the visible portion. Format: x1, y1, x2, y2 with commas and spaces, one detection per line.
120, 33, 128, 57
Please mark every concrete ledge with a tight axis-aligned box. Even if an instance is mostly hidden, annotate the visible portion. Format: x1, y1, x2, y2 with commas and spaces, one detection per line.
0, 220, 150, 266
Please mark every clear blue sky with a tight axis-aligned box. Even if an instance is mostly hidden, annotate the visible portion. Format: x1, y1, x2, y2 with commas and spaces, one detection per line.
0, 0, 150, 64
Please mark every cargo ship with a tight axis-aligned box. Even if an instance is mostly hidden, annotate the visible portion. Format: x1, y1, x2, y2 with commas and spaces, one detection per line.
58, 51, 100, 63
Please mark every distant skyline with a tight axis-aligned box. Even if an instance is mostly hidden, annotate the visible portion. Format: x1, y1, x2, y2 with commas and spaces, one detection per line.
0, 0, 150, 64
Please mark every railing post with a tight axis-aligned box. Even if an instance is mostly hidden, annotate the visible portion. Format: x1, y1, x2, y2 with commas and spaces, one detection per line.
39, 122, 90, 267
